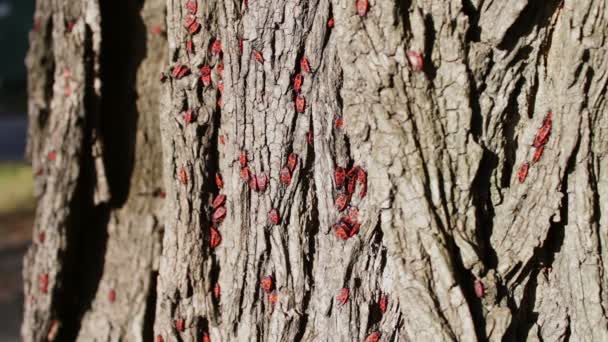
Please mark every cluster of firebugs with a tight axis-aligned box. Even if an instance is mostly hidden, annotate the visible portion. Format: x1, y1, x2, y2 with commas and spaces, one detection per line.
35, 0, 555, 340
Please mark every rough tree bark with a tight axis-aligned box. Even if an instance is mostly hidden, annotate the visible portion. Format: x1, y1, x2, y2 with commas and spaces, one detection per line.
21, 0, 608, 341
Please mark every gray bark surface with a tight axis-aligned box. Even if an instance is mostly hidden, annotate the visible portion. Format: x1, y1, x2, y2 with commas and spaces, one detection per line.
21, 0, 608, 341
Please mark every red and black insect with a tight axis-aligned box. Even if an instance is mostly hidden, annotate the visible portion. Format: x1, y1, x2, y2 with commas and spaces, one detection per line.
240, 152, 248, 167
357, 168, 368, 198
39, 273, 49, 293
215, 174, 224, 189
280, 167, 292, 185
532, 145, 545, 164
210, 227, 222, 248
378, 294, 388, 313
186, 0, 197, 14
183, 110, 195, 125
261, 276, 274, 293
307, 130, 313, 145
253, 50, 264, 64
268, 290, 278, 304
269, 208, 281, 225
334, 224, 350, 240
257, 174, 268, 192
217, 63, 224, 78
335, 193, 350, 212
179, 167, 188, 185
172, 65, 191, 79
533, 112, 553, 148
300, 57, 311, 74
249, 175, 259, 191
336, 288, 350, 306
517, 162, 530, 183
293, 74, 303, 93
474, 280, 485, 298
183, 14, 200, 35
47, 150, 57, 161
365, 331, 381, 342
406, 51, 424, 71
108, 289, 116, 303
200, 65, 212, 86
218, 81, 224, 94
213, 283, 221, 300
295, 95, 306, 113
202, 333, 211, 342
212, 194, 226, 209
327, 18, 335, 28
335, 116, 344, 129
356, 0, 369, 16
156, 335, 164, 342
212, 207, 227, 223
287, 153, 298, 171
217, 97, 222, 109
211, 39, 222, 56
175, 318, 185, 332
219, 134, 226, 145
348, 207, 359, 221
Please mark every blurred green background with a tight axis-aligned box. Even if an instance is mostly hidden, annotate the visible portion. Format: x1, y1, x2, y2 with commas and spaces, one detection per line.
0, 1, 35, 340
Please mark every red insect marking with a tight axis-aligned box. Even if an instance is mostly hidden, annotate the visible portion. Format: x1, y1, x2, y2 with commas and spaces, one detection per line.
217, 97, 222, 109
249, 175, 259, 191
295, 95, 306, 113
150, 26, 163, 35
293, 73, 303, 93
47, 151, 57, 161
189, 21, 201, 35
268, 290, 278, 304
183, 110, 195, 125
156, 335, 164, 342
335, 116, 344, 129
253, 50, 264, 64
218, 81, 224, 93
474, 280, 485, 298
175, 319, 185, 332
179, 167, 188, 185
300, 57, 311, 74
379, 294, 388, 313
335, 224, 350, 240
365, 331, 381, 342
335, 167, 346, 187
212, 194, 226, 209
219, 134, 226, 145
517, 162, 530, 184
307, 130, 313, 145
533, 117, 552, 148
186, 40, 194, 54
349, 222, 360, 237
261, 276, 274, 293
186, 0, 198, 14
269, 208, 281, 225
213, 283, 221, 300
532, 145, 545, 164
240, 167, 250, 181
212, 207, 227, 224
347, 176, 357, 195
202, 333, 211, 342
211, 39, 222, 56
287, 153, 298, 172
210, 227, 222, 249
39, 273, 49, 293
215, 174, 224, 189
327, 18, 335, 28
256, 174, 268, 192
239, 152, 248, 167
172, 65, 191, 79
335, 193, 350, 212
200, 65, 212, 86
406, 50, 424, 72
356, 0, 369, 16
217, 63, 224, 79
336, 288, 350, 306
280, 167, 292, 185
38, 231, 45, 244
184, 14, 196, 29
108, 289, 116, 303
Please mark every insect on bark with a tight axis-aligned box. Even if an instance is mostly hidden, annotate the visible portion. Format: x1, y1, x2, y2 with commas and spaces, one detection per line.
172, 65, 191, 79
210, 227, 222, 249
268, 290, 279, 304
261, 276, 274, 293
356, 0, 369, 16
183, 110, 195, 125
269, 208, 281, 225
256, 174, 269, 192
212, 194, 226, 209
474, 280, 485, 298
39, 273, 49, 293
407, 50, 424, 72
253, 50, 264, 63
365, 332, 381, 342
293, 73, 303, 93
211, 39, 222, 56
295, 95, 306, 113
200, 65, 212, 86
287, 153, 298, 171
335, 193, 350, 212
213, 283, 221, 300
300, 57, 311, 74
175, 319, 185, 332
178, 167, 188, 185
378, 294, 388, 313
280, 167, 292, 185
108, 289, 116, 303
240, 167, 250, 181
239, 152, 248, 167
327, 18, 335, 28
517, 162, 530, 183
335, 167, 346, 187
215, 174, 224, 189
212, 207, 227, 223
186, 0, 197, 14
336, 288, 350, 306
532, 145, 545, 163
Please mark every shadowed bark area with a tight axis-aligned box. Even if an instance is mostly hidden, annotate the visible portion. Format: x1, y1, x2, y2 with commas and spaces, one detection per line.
22, 0, 608, 341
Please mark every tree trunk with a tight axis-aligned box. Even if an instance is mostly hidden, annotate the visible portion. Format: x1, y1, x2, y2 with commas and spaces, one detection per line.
22, 0, 608, 341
